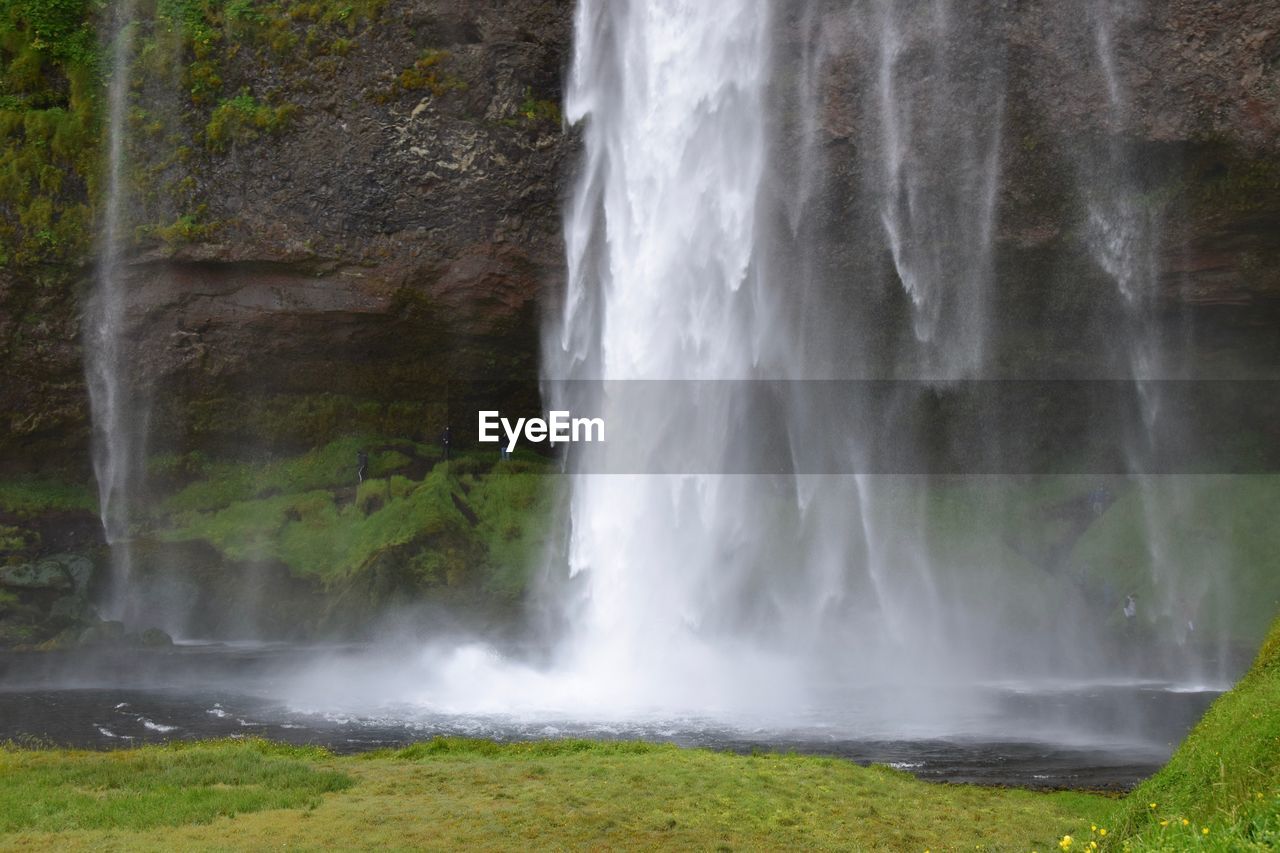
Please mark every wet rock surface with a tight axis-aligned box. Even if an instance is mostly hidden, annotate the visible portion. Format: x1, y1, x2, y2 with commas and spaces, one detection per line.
772, 0, 1280, 376
2, 0, 1278, 465
0, 0, 576, 468
0, 554, 97, 648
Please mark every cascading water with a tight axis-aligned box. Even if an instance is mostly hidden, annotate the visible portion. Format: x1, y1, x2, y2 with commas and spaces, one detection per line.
870, 0, 1005, 376
84, 0, 143, 622
411, 0, 1075, 719
1085, 0, 1166, 369
287, 0, 1262, 742
427, 0, 812, 715
7, 0, 1276, 792
552, 0, 774, 698
1079, 1, 1224, 675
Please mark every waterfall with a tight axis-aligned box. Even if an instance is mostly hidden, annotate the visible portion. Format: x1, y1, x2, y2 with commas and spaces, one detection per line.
84, 0, 143, 622
390, 0, 1254, 726
543, 0, 809, 710
528, 0, 1010, 707
1081, 0, 1218, 674
870, 0, 1005, 376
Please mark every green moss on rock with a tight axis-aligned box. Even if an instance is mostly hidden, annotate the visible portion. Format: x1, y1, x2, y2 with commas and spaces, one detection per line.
0, 478, 95, 515
384, 48, 467, 101
0, 0, 99, 267
203, 90, 294, 152
146, 438, 557, 615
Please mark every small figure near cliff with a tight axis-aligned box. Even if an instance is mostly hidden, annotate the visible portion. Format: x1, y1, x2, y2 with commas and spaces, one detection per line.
356, 449, 369, 484
1088, 485, 1111, 516
1181, 596, 1198, 636
441, 425, 453, 461
1123, 594, 1137, 620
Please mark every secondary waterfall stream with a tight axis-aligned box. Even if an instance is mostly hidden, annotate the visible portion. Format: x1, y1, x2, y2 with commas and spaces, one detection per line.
84, 0, 142, 623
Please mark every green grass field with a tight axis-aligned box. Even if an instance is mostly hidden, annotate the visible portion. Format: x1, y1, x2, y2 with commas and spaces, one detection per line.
0, 738, 1103, 852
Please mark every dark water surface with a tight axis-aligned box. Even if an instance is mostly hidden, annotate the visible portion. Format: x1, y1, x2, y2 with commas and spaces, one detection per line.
0, 644, 1219, 790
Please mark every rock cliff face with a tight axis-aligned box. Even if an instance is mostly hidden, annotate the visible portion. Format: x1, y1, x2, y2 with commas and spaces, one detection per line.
1, 0, 575, 471
3, 0, 1279, 468
1004, 0, 1280, 307
0, 1, 579, 640
136, 0, 576, 457
1, 1, 1279, 638
770, 0, 1280, 377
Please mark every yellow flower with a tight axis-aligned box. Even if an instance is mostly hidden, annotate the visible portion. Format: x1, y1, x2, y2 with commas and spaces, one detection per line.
1202, 828, 1210, 836
1091, 825, 1097, 833
1059, 836, 1073, 851
1181, 819, 1189, 826
1089, 843, 1098, 851
1148, 803, 1157, 810
1159, 820, 1169, 827
1099, 829, 1107, 837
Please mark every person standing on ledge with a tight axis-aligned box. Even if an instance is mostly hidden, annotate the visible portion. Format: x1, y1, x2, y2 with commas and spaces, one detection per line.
356, 449, 369, 484
441, 425, 453, 461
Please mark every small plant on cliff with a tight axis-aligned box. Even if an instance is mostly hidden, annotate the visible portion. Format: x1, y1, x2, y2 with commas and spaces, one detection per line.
384, 49, 467, 101
518, 87, 560, 124
136, 209, 220, 245
203, 90, 295, 152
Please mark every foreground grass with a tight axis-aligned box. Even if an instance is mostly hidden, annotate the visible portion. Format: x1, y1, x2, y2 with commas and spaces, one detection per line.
0, 740, 351, 834
0, 737, 1102, 851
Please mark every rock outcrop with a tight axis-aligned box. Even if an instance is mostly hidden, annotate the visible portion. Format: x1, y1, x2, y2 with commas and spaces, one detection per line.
0, 553, 94, 646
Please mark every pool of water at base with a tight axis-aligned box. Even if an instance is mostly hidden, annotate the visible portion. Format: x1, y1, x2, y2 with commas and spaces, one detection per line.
0, 644, 1222, 791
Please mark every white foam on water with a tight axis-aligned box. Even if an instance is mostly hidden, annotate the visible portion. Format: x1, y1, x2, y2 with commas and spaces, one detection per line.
138, 717, 178, 733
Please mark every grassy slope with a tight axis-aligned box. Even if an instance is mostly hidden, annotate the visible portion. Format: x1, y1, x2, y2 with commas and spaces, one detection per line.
5, 455, 1274, 637
1087, 616, 1280, 851
1070, 476, 1280, 643
150, 439, 558, 596
0, 478, 94, 516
